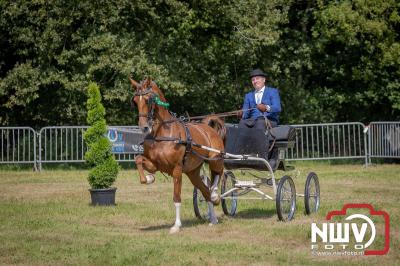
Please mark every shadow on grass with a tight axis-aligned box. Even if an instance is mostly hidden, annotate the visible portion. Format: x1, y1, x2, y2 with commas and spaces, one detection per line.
233, 208, 276, 219
139, 218, 205, 231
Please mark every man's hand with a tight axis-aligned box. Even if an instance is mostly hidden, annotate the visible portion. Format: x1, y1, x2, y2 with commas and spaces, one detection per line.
256, 104, 270, 112
237, 110, 243, 119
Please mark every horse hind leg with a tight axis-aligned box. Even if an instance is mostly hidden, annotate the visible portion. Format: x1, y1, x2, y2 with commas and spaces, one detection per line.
209, 160, 224, 206
186, 165, 212, 202
205, 167, 223, 225
210, 171, 220, 205
187, 165, 218, 225
207, 201, 218, 225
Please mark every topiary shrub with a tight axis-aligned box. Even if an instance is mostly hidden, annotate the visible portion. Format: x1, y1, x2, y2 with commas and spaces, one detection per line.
84, 82, 119, 189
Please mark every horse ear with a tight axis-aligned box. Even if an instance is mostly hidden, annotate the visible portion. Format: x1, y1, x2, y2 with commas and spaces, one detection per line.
129, 77, 139, 89
145, 76, 152, 85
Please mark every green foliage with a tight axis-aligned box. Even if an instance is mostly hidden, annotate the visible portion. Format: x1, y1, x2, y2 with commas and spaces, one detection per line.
84, 82, 119, 189
0, 0, 399, 126
87, 157, 119, 189
310, 0, 400, 122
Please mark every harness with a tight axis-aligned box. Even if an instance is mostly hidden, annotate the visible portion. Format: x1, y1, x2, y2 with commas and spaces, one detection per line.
134, 83, 222, 164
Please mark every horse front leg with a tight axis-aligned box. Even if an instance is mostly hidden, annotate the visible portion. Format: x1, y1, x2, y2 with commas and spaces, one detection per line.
135, 155, 157, 184
170, 165, 183, 234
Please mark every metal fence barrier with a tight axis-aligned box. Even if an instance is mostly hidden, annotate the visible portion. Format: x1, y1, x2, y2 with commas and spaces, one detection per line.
37, 126, 144, 170
368, 122, 400, 163
287, 122, 368, 165
0, 127, 37, 170
1, 122, 399, 170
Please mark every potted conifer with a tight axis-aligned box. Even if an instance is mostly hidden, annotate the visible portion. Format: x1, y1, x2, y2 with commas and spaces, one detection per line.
84, 82, 119, 205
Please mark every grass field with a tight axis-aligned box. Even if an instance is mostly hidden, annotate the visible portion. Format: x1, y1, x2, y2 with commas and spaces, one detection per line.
0, 163, 399, 265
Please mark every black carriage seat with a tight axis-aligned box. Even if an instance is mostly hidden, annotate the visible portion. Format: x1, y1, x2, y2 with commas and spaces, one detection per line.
269, 125, 296, 142
224, 125, 296, 171
268, 125, 296, 170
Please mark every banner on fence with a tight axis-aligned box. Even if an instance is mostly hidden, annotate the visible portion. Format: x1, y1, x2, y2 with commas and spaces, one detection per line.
107, 128, 144, 154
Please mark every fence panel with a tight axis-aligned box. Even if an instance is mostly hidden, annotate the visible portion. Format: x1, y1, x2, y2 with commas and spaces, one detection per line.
369, 122, 400, 160
0, 122, 382, 170
38, 126, 144, 170
0, 127, 37, 169
286, 122, 367, 162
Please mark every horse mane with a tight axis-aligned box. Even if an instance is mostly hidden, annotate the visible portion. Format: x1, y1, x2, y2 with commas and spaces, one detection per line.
143, 77, 167, 102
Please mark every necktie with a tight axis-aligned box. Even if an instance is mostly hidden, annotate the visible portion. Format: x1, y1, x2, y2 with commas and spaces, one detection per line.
256, 91, 262, 104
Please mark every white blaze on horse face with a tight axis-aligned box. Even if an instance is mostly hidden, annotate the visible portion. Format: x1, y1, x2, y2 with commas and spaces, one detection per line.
140, 95, 142, 101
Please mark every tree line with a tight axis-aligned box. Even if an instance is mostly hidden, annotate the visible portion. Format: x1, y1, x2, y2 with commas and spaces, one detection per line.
1, 0, 399, 128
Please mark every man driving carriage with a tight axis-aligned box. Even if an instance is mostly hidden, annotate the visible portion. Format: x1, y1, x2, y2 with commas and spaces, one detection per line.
239, 68, 281, 129
234, 68, 281, 167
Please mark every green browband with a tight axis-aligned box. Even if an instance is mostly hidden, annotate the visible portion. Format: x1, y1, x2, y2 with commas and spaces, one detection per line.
154, 95, 170, 108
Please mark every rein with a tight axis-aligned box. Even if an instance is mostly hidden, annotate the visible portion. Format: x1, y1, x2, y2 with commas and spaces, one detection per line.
138, 107, 258, 126
134, 82, 254, 123
186, 108, 256, 121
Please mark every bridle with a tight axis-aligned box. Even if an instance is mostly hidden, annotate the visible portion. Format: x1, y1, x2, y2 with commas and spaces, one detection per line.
132, 82, 170, 128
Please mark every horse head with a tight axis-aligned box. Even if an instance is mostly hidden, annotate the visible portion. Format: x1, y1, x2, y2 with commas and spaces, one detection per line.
129, 77, 168, 135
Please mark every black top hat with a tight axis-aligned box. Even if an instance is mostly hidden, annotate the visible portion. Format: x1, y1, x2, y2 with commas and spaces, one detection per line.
250, 68, 267, 78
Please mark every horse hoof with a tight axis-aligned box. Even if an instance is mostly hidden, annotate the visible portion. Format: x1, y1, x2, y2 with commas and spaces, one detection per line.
211, 195, 220, 205
211, 192, 220, 205
209, 218, 218, 226
212, 197, 220, 205
208, 220, 218, 226
146, 174, 155, 184
169, 226, 180, 234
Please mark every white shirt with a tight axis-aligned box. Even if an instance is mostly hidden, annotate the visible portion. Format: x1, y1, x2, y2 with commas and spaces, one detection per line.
255, 86, 265, 104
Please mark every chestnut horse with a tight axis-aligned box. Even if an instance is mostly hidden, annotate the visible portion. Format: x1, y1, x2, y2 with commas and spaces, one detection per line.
129, 77, 225, 233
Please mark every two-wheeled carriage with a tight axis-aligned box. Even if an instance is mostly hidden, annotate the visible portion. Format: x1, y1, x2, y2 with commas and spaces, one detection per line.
193, 125, 320, 221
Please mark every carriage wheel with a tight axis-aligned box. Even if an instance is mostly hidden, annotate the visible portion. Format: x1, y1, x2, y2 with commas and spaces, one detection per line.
193, 175, 210, 220
304, 172, 320, 215
221, 171, 238, 216
276, 175, 296, 221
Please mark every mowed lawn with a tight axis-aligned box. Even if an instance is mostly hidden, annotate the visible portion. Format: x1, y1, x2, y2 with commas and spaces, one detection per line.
0, 163, 399, 265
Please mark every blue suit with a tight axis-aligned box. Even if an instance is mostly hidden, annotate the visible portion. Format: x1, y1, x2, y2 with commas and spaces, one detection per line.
242, 87, 281, 124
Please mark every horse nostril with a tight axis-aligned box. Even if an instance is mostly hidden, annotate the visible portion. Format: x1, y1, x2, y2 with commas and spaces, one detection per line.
142, 126, 150, 134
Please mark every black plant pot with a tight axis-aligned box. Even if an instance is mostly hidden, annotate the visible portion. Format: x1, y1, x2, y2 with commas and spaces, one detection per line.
89, 187, 117, 206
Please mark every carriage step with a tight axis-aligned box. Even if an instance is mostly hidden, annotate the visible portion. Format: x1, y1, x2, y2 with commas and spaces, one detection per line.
235, 180, 256, 188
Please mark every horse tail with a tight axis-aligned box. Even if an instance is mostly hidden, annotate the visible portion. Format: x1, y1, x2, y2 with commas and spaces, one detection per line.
202, 115, 226, 142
